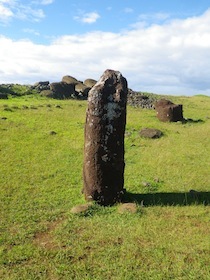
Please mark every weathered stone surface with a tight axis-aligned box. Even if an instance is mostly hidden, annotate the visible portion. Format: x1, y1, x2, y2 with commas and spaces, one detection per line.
62, 75, 79, 84
75, 82, 90, 98
154, 99, 173, 108
50, 82, 76, 99
83, 78, 97, 88
154, 99, 183, 122
128, 89, 156, 109
32, 81, 50, 92
139, 128, 163, 139
83, 69, 128, 206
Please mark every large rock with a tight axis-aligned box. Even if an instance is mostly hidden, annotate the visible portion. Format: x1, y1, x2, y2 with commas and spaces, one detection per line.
50, 82, 76, 99
154, 99, 183, 122
83, 69, 128, 205
83, 78, 97, 88
75, 82, 90, 99
33, 81, 50, 92
62, 75, 79, 85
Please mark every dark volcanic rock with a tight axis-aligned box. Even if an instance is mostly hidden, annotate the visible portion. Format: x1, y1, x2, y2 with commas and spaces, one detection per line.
127, 89, 156, 109
75, 82, 90, 99
83, 69, 128, 206
50, 82, 76, 99
139, 128, 163, 139
32, 81, 50, 92
154, 99, 183, 122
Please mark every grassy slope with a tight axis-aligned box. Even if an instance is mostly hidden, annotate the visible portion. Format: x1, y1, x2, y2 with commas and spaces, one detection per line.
0, 94, 210, 279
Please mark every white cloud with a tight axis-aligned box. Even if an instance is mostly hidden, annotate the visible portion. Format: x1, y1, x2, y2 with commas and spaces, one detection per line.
124, 8, 133, 14
0, 0, 46, 23
74, 11, 100, 24
139, 12, 170, 20
16, 5, 45, 21
0, 1, 14, 23
23, 28, 40, 36
31, 0, 55, 5
106, 7, 112, 11
39, 0, 54, 4
1, 9, 210, 96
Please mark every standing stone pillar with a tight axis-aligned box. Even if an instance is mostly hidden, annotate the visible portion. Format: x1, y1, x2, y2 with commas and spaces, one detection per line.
83, 69, 128, 205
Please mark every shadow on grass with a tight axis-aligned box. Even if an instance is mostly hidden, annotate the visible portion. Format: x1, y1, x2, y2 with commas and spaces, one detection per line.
124, 191, 210, 206
182, 118, 204, 124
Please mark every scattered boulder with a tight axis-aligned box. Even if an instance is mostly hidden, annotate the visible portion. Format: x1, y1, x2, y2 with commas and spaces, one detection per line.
32, 81, 50, 92
50, 82, 76, 99
75, 82, 90, 99
154, 99, 183, 122
62, 75, 79, 85
139, 128, 163, 139
49, 131, 57, 135
83, 78, 97, 88
38, 76, 97, 100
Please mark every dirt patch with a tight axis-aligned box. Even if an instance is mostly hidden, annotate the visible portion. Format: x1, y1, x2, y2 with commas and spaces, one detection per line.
33, 219, 63, 250
118, 203, 138, 214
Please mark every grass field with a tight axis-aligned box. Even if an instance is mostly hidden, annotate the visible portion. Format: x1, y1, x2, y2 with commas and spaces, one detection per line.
0, 93, 210, 279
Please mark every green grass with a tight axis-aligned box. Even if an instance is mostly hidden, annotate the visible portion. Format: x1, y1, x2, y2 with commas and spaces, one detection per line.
0, 84, 36, 97
0, 94, 210, 279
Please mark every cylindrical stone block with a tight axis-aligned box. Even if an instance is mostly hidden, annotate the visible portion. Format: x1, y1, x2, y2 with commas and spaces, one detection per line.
83, 69, 128, 205
154, 99, 183, 122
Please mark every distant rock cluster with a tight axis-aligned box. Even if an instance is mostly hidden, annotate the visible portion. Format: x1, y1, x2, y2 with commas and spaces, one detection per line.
0, 74, 158, 109
31, 76, 157, 109
31, 75, 97, 100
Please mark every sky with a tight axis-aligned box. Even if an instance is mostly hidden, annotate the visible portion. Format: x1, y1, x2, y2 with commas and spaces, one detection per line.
1, 1, 210, 96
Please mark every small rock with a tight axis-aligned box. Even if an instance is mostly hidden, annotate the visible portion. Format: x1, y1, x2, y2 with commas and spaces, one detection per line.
118, 203, 138, 214
139, 128, 163, 139
154, 177, 160, 183
189, 189, 199, 194
22, 105, 29, 109
125, 131, 132, 137
142, 181, 151, 187
70, 203, 92, 214
49, 131, 57, 135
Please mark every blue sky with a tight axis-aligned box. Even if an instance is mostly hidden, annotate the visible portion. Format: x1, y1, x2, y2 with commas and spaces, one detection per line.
1, 0, 210, 95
